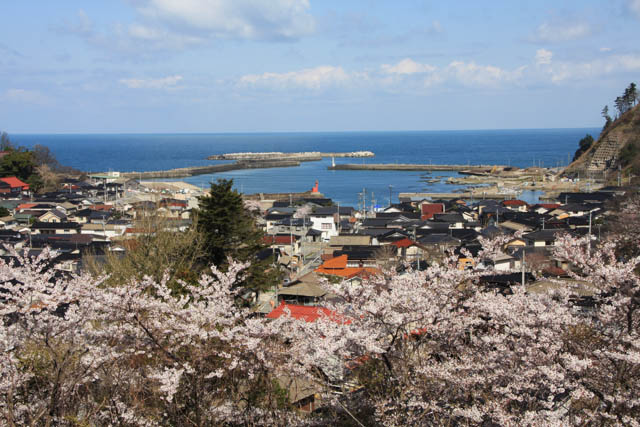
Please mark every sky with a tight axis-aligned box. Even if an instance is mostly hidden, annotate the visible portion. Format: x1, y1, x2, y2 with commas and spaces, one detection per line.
1, 0, 639, 133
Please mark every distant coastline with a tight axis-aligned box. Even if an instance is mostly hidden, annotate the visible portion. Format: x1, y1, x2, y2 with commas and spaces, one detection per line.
11, 128, 599, 206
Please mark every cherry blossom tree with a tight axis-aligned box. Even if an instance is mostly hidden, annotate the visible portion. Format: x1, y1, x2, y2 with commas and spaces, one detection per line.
1, 232, 639, 426
0, 249, 299, 426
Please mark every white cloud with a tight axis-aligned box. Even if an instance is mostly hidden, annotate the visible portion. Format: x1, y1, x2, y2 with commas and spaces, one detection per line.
532, 21, 591, 43
132, 0, 315, 41
445, 61, 525, 87
381, 58, 436, 75
535, 49, 553, 66
543, 54, 640, 83
599, 47, 612, 52
119, 75, 184, 89
4, 89, 48, 105
239, 66, 353, 89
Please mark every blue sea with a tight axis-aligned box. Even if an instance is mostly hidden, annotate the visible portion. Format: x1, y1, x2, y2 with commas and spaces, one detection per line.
12, 129, 599, 207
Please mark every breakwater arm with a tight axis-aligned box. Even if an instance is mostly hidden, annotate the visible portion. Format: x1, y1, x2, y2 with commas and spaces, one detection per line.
207, 151, 374, 161
328, 163, 505, 172
119, 160, 300, 179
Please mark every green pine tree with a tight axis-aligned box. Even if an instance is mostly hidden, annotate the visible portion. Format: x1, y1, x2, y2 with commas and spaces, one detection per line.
195, 179, 280, 292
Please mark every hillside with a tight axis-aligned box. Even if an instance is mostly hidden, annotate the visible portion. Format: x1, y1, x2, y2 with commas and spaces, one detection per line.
565, 102, 640, 179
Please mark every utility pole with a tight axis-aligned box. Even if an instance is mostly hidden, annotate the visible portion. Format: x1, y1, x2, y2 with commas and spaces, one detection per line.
588, 210, 592, 254
371, 192, 375, 215
413, 226, 420, 271
388, 185, 393, 207
521, 249, 526, 286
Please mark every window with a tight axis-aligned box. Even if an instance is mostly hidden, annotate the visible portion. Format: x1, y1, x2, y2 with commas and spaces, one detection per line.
321, 223, 332, 230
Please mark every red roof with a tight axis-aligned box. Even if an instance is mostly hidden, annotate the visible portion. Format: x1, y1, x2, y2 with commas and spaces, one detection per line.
266, 303, 347, 324
536, 203, 561, 210
421, 203, 444, 220
263, 235, 296, 245
0, 177, 29, 190
391, 238, 416, 248
502, 199, 527, 206
89, 204, 113, 211
125, 227, 146, 234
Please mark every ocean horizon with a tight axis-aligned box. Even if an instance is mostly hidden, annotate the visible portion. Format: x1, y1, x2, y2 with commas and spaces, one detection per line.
12, 128, 600, 207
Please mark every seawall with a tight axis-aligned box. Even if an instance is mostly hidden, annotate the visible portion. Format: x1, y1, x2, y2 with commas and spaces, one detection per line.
328, 163, 505, 172
120, 160, 300, 179
207, 151, 374, 161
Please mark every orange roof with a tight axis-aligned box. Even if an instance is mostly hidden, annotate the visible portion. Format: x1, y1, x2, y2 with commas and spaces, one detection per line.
315, 255, 380, 279
316, 265, 380, 279
0, 177, 29, 190
319, 254, 348, 269
17, 203, 37, 211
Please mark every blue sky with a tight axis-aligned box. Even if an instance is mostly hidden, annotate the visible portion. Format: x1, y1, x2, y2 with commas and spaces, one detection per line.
1, 0, 639, 133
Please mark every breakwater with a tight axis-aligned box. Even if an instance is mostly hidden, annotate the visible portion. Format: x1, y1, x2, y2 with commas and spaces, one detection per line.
243, 191, 325, 201
399, 190, 519, 200
120, 160, 300, 179
328, 163, 504, 172
207, 151, 374, 161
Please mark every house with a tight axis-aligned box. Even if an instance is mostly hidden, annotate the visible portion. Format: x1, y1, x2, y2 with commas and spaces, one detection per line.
432, 213, 465, 229
486, 253, 517, 271
501, 199, 529, 212
315, 254, 379, 279
266, 302, 343, 323
270, 217, 313, 237
263, 234, 300, 255
13, 212, 35, 225
531, 203, 561, 214
479, 272, 536, 293
276, 273, 331, 306
81, 223, 123, 239
329, 235, 372, 248
276, 376, 322, 413
0, 215, 18, 229
522, 229, 566, 247
390, 238, 425, 263
308, 211, 338, 242
0, 176, 30, 195
38, 209, 67, 223
30, 221, 82, 235
498, 219, 534, 233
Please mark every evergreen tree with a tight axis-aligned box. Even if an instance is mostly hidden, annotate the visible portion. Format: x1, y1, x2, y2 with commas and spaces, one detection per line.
615, 96, 624, 117
601, 105, 612, 129
195, 179, 279, 292
573, 134, 594, 162
0, 132, 14, 151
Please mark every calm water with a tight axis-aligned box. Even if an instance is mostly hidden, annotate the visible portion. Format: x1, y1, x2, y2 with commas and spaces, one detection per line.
12, 129, 599, 207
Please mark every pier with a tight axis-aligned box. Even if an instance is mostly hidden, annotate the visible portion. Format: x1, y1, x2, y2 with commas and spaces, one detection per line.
328, 163, 506, 172
399, 190, 519, 200
207, 151, 374, 161
119, 160, 300, 179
